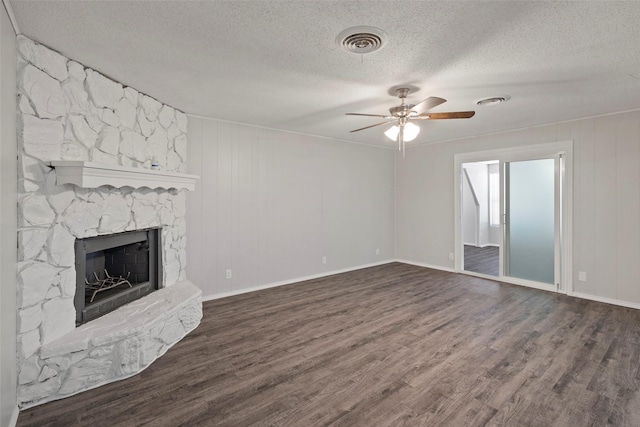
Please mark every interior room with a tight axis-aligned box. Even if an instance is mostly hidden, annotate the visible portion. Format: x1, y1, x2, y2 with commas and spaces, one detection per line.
2, 2, 640, 426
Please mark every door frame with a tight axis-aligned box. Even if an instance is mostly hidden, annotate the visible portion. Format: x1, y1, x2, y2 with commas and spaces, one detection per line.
453, 141, 573, 294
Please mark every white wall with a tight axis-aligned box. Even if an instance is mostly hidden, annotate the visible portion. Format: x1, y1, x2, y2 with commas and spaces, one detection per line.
461, 171, 477, 246
187, 117, 395, 298
0, 2, 18, 425
396, 110, 640, 306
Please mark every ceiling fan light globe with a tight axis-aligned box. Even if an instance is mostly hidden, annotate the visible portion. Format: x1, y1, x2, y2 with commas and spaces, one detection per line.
403, 122, 420, 141
384, 125, 399, 141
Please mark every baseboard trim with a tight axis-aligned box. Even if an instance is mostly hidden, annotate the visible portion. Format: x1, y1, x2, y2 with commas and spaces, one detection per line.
571, 292, 640, 310
394, 259, 455, 273
202, 260, 396, 302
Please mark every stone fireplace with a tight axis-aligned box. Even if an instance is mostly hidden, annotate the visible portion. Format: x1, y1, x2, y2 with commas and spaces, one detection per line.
16, 36, 202, 408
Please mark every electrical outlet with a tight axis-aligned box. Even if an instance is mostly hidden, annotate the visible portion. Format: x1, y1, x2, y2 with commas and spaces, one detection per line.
322, 256, 327, 265
448, 253, 454, 261
376, 248, 380, 255
225, 269, 232, 279
578, 271, 587, 282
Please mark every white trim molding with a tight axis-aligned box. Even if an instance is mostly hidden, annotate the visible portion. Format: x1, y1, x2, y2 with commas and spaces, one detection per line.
395, 259, 456, 273
571, 292, 640, 311
202, 260, 396, 302
50, 161, 199, 191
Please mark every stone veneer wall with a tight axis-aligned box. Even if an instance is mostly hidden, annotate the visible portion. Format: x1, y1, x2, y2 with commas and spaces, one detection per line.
16, 36, 197, 406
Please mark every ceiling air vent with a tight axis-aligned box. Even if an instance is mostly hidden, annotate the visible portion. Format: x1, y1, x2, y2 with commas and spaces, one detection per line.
336, 26, 388, 55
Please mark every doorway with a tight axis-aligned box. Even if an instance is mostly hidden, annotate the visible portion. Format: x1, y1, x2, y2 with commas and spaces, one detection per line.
454, 141, 573, 294
461, 160, 499, 277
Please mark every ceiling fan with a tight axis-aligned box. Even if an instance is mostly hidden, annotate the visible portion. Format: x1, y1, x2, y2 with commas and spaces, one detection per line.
346, 88, 475, 155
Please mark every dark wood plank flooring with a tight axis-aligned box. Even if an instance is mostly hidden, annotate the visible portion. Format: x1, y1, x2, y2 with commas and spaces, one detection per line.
464, 245, 499, 276
17, 262, 640, 426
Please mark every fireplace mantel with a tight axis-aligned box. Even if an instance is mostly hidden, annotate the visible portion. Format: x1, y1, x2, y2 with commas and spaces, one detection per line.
50, 161, 199, 191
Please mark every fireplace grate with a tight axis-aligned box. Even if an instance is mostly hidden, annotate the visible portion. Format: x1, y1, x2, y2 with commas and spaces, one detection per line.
85, 269, 133, 303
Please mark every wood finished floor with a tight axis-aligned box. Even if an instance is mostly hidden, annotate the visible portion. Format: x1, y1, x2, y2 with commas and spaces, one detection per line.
18, 262, 640, 426
464, 245, 499, 277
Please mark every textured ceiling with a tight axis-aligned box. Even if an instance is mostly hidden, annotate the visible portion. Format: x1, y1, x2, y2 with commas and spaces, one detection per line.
9, 1, 640, 147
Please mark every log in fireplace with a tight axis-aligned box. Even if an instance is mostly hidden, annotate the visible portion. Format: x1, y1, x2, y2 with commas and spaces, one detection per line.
74, 228, 162, 326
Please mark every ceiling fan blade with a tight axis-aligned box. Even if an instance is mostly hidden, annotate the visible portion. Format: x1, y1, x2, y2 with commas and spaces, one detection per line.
350, 120, 396, 133
412, 96, 447, 114
418, 111, 476, 119
345, 113, 391, 118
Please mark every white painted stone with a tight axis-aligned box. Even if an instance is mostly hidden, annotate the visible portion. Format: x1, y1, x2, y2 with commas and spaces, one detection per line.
17, 36, 69, 82
156, 316, 185, 345
59, 358, 112, 395
118, 154, 136, 168
98, 108, 120, 128
40, 340, 88, 360
166, 123, 181, 141
20, 179, 40, 193
63, 201, 103, 237
44, 172, 76, 215
158, 207, 175, 226
173, 191, 187, 218
123, 87, 138, 104
85, 69, 123, 109
21, 115, 63, 162
98, 194, 131, 233
68, 115, 98, 148
132, 200, 157, 229
90, 345, 114, 358
46, 357, 71, 371
58, 268, 76, 298
48, 224, 76, 267
19, 356, 42, 385
67, 61, 86, 82
18, 228, 48, 261
140, 95, 161, 121
96, 126, 120, 156
174, 134, 187, 161
178, 248, 187, 269
21, 193, 56, 227
176, 217, 187, 237
147, 127, 169, 166
90, 147, 119, 166
70, 351, 89, 366
46, 286, 61, 299
19, 376, 62, 406
61, 79, 89, 114
157, 192, 170, 205
85, 114, 105, 134
38, 366, 58, 382
20, 329, 41, 360
166, 150, 181, 172
137, 109, 155, 137
158, 105, 175, 129
20, 154, 45, 183
120, 130, 148, 162
175, 111, 188, 133
19, 304, 43, 334
117, 338, 140, 375
115, 98, 136, 130
164, 257, 180, 286
41, 298, 75, 345
18, 93, 35, 115
20, 64, 66, 119
18, 262, 59, 308
61, 141, 88, 161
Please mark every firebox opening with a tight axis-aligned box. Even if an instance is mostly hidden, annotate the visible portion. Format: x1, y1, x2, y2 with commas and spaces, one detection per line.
75, 228, 162, 326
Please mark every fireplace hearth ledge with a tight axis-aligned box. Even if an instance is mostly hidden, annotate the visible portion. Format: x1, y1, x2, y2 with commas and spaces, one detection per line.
20, 280, 202, 409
